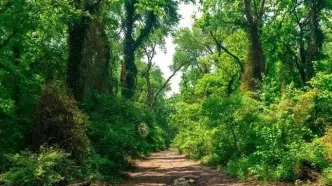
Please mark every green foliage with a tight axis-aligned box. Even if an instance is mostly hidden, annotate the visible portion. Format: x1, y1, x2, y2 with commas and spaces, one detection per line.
0, 147, 77, 186
1, 0, 331, 185
170, 0, 332, 183
79, 152, 118, 182
0, 0, 78, 172
172, 83, 332, 182
171, 75, 331, 181
82, 94, 168, 181
320, 167, 332, 185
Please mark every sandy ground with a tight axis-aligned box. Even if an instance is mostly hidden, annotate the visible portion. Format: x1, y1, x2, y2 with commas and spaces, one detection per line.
115, 149, 256, 186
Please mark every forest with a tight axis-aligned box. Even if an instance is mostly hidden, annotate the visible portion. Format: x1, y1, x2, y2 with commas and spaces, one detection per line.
0, 0, 331, 185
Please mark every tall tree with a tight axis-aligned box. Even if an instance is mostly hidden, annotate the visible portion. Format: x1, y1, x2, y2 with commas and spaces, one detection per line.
202, 0, 267, 92
121, 0, 180, 99
241, 0, 266, 91
268, 0, 328, 86
67, 0, 111, 102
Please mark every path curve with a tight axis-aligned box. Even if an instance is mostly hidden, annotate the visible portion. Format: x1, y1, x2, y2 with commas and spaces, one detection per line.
115, 149, 251, 186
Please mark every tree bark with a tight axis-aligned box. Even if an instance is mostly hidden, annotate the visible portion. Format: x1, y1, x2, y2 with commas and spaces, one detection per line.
122, 0, 156, 99
122, 0, 136, 98
305, 0, 324, 82
241, 0, 265, 92
67, 15, 90, 102
67, 1, 111, 102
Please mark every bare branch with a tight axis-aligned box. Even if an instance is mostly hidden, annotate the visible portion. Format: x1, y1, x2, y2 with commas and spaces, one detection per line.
150, 64, 184, 109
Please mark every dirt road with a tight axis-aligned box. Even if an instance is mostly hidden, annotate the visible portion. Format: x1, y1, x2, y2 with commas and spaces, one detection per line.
115, 149, 251, 186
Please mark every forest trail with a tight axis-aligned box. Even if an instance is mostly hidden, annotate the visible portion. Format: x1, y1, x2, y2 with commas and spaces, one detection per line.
115, 149, 252, 186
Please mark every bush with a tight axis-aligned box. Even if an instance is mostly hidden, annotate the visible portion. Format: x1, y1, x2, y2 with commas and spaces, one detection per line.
32, 82, 89, 162
171, 101, 213, 159
0, 147, 77, 186
80, 152, 120, 182
171, 84, 332, 183
83, 94, 167, 181
320, 168, 332, 185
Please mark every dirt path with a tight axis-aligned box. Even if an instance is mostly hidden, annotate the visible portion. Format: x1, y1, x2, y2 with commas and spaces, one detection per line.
115, 149, 252, 186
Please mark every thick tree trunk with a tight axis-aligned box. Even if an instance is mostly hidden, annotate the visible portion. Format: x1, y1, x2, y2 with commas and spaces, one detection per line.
122, 51, 137, 98
305, 0, 323, 82
242, 26, 265, 91
122, 0, 156, 99
82, 19, 111, 98
241, 30, 265, 92
122, 0, 137, 99
67, 16, 89, 102
67, 1, 111, 101
241, 0, 265, 92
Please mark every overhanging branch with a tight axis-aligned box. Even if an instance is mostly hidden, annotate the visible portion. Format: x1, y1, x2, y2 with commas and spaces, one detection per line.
134, 11, 157, 50
209, 30, 244, 72
150, 64, 184, 109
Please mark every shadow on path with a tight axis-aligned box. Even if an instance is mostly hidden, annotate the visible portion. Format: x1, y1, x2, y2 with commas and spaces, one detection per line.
115, 149, 248, 186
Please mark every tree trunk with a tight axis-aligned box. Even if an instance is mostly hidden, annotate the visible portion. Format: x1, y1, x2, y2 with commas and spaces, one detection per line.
146, 60, 153, 107
241, 0, 265, 92
305, 0, 324, 82
67, 1, 111, 101
122, 0, 137, 99
81, 18, 111, 98
67, 16, 90, 102
122, 0, 156, 99
122, 51, 137, 98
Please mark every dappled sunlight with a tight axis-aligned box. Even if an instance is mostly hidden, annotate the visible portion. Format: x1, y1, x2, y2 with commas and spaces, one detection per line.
116, 150, 246, 186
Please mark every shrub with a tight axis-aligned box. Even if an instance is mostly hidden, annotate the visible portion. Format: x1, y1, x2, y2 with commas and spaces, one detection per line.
226, 157, 251, 179
80, 152, 120, 182
83, 94, 167, 180
32, 82, 89, 162
0, 147, 77, 186
172, 85, 332, 183
320, 167, 332, 185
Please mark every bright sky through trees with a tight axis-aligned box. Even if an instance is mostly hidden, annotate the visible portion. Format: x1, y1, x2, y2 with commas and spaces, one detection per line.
153, 3, 200, 95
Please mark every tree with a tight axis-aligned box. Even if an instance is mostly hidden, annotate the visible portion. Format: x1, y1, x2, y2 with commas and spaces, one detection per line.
67, 0, 112, 102
202, 0, 268, 92
283, 0, 326, 84
121, 0, 180, 99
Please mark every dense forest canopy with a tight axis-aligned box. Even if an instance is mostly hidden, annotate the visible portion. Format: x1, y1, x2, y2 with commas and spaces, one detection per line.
0, 0, 331, 185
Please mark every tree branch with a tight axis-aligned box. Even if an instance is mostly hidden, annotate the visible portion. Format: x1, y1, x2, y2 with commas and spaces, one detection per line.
204, 44, 214, 55
259, 0, 266, 18
150, 64, 184, 109
209, 30, 244, 72
134, 11, 157, 50
244, 0, 254, 25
